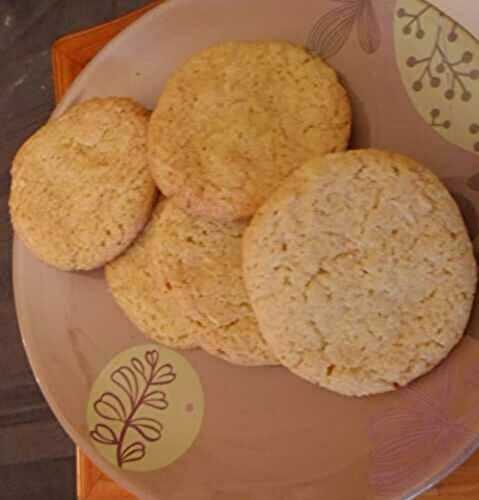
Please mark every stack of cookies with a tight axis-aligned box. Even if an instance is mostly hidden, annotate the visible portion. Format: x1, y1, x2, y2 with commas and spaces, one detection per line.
10, 41, 476, 397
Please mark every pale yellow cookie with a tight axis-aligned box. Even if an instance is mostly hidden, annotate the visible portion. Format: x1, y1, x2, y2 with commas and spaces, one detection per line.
155, 201, 277, 366
106, 201, 198, 350
10, 98, 157, 271
243, 150, 477, 396
148, 41, 351, 221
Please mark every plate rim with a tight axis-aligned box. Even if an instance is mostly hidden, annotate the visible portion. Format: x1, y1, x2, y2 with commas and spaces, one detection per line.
13, 0, 479, 498
13, 4, 182, 498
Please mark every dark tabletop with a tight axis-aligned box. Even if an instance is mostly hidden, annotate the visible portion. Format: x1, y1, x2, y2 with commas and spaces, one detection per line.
0, 1, 151, 499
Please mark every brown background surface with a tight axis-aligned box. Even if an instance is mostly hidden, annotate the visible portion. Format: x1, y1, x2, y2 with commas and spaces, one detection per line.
0, 2, 151, 499
3, 1, 479, 499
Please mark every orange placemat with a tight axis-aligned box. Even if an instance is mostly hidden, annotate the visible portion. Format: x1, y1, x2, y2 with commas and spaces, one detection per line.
51, 2, 479, 499
52, 1, 164, 103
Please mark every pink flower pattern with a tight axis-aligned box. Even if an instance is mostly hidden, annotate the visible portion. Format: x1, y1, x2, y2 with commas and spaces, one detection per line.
307, 0, 381, 59
369, 363, 479, 496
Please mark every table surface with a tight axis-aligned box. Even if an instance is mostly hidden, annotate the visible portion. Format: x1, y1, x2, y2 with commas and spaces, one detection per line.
0, 3, 151, 499
2, 1, 479, 499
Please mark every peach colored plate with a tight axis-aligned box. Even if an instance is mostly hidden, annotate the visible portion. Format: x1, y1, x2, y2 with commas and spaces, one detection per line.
13, 0, 479, 498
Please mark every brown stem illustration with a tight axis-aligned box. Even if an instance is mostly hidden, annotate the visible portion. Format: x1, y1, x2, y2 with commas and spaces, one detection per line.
307, 0, 381, 58
399, 1, 479, 153
430, 108, 450, 129
401, 13, 478, 101
116, 362, 156, 467
90, 350, 176, 468
400, 5, 432, 35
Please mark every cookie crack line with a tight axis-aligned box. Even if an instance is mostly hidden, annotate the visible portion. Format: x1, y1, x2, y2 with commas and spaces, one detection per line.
243, 150, 477, 396
148, 41, 352, 220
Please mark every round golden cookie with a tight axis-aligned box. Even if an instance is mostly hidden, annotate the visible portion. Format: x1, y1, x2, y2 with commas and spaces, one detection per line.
10, 98, 157, 271
154, 200, 277, 366
105, 201, 198, 350
148, 41, 351, 221
243, 150, 477, 396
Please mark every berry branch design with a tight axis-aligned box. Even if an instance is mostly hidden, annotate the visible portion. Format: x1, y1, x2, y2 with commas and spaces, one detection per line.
430, 108, 450, 129
397, 4, 432, 39
403, 22, 479, 101
89, 349, 176, 468
307, 0, 381, 59
395, 0, 479, 154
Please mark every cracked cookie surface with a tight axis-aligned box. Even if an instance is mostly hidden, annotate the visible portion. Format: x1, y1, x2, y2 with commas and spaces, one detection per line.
148, 41, 351, 221
154, 201, 277, 366
243, 150, 477, 396
106, 201, 199, 350
10, 98, 157, 270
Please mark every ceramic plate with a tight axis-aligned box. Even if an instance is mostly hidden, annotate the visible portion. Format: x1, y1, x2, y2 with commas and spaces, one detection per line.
13, 0, 479, 498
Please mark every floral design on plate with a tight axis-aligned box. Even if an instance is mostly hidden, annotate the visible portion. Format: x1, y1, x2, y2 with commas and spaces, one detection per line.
395, 0, 479, 154
369, 362, 479, 496
87, 344, 204, 472
90, 350, 175, 468
307, 0, 381, 59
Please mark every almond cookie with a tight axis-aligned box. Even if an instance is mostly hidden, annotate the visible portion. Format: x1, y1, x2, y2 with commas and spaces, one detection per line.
243, 150, 477, 396
148, 41, 351, 221
10, 98, 156, 271
155, 201, 277, 366
106, 201, 198, 350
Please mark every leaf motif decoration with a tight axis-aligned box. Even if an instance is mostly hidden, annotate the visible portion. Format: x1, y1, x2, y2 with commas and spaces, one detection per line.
370, 409, 441, 495
130, 417, 164, 442
404, 361, 455, 414
357, 0, 381, 54
90, 424, 118, 445
307, 4, 358, 59
143, 390, 169, 410
369, 363, 471, 496
145, 350, 159, 367
152, 363, 176, 386
120, 441, 146, 465
371, 413, 468, 495
94, 392, 127, 421
111, 366, 139, 408
131, 357, 147, 381
90, 349, 178, 468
